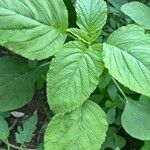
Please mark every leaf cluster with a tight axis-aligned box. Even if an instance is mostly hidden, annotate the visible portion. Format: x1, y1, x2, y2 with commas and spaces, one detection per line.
0, 0, 150, 150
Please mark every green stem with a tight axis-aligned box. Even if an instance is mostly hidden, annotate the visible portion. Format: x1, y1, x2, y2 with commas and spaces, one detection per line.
7, 144, 11, 150
20, 143, 24, 150
66, 32, 78, 40
10, 119, 18, 130
8, 143, 20, 150
9, 143, 36, 150
4, 141, 36, 150
4, 139, 10, 150
112, 78, 128, 102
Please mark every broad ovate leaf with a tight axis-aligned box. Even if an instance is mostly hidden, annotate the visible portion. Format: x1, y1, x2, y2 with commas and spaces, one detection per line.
47, 41, 104, 113
121, 2, 150, 30
0, 57, 35, 112
0, 116, 10, 141
44, 100, 108, 150
103, 25, 150, 97
0, 0, 68, 60
122, 99, 150, 140
75, 0, 107, 37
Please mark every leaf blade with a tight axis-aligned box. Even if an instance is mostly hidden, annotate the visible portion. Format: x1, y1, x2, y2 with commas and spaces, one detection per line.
44, 100, 108, 150
121, 2, 150, 29
0, 57, 35, 112
75, 0, 107, 36
0, 0, 68, 60
0, 116, 9, 141
15, 115, 38, 144
122, 99, 150, 140
47, 41, 104, 113
103, 25, 150, 97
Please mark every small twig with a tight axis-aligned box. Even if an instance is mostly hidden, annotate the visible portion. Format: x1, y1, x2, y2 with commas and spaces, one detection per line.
112, 78, 128, 102
10, 119, 18, 130
4, 141, 36, 150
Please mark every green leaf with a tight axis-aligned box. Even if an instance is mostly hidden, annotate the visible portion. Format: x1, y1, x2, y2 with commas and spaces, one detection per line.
44, 100, 108, 150
107, 84, 117, 101
107, 108, 116, 124
121, 2, 150, 30
98, 70, 111, 89
141, 141, 150, 150
105, 100, 114, 108
122, 99, 150, 140
0, 112, 10, 119
139, 95, 150, 104
102, 127, 126, 149
114, 95, 125, 110
75, 0, 107, 37
0, 57, 35, 112
0, 0, 68, 60
0, 116, 9, 141
114, 110, 122, 125
38, 143, 44, 150
67, 28, 99, 43
15, 115, 38, 144
115, 147, 120, 150
36, 61, 50, 90
89, 94, 103, 104
103, 25, 150, 97
47, 41, 104, 113
109, 0, 128, 10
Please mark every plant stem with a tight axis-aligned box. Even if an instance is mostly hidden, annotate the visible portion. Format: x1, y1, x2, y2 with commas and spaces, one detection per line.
7, 144, 11, 150
112, 78, 128, 102
9, 143, 36, 150
4, 139, 10, 150
4, 141, 36, 150
10, 119, 18, 130
8, 143, 21, 149
20, 143, 24, 150
66, 32, 78, 40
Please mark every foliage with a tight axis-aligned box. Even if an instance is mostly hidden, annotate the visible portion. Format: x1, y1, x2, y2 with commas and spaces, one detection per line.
15, 115, 38, 144
0, 115, 37, 149
0, 116, 9, 141
121, 2, 150, 29
0, 57, 35, 111
0, 0, 150, 149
